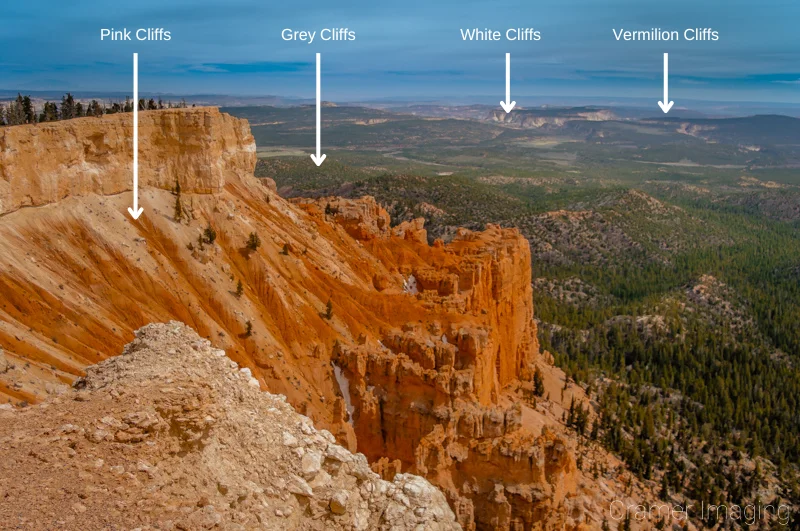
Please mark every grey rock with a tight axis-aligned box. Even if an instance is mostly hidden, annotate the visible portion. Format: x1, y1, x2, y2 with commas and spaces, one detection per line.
300, 449, 323, 479
287, 474, 314, 498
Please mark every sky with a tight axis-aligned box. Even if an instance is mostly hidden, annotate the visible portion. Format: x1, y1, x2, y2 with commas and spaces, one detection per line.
2, 0, 800, 104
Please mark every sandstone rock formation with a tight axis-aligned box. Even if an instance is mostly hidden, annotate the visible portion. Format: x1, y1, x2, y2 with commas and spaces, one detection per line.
304, 206, 573, 529
0, 322, 459, 530
0, 109, 653, 529
0, 108, 254, 216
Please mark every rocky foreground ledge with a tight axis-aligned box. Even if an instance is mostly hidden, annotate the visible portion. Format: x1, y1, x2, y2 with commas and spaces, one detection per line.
0, 322, 460, 530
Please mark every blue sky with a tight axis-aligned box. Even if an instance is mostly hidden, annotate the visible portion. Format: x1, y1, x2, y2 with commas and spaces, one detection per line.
2, 0, 799, 103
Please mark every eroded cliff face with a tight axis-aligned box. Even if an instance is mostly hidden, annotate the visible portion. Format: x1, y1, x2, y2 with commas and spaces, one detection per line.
298, 200, 572, 530
0, 109, 642, 530
0, 108, 254, 215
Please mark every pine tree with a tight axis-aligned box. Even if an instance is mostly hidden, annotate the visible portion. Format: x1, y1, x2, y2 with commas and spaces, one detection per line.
6, 97, 25, 125
235, 280, 244, 298
60, 93, 76, 120
46, 101, 58, 121
173, 180, 183, 222
660, 474, 669, 500
567, 398, 576, 428
203, 224, 216, 244
246, 232, 261, 251
533, 366, 545, 397
174, 195, 183, 222
22, 95, 35, 124
87, 100, 104, 117
14, 93, 24, 120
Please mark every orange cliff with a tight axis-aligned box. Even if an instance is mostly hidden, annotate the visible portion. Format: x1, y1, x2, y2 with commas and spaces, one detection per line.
0, 109, 631, 530
0, 108, 254, 215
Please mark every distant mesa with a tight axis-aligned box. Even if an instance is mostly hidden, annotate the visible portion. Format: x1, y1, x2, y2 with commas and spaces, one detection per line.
487, 106, 617, 128
301, 101, 338, 108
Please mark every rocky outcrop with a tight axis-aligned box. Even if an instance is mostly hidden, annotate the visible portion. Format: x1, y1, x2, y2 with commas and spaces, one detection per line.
0, 108, 255, 216
323, 222, 573, 530
282, 196, 572, 529
0, 322, 460, 530
488, 109, 615, 128
300, 196, 391, 241
392, 217, 428, 244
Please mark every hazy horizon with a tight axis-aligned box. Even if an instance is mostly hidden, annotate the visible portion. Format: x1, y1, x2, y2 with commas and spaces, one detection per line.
4, 89, 800, 119
2, 0, 800, 105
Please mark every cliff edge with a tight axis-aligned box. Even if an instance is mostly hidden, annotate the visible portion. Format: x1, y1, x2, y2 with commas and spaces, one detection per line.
0, 108, 255, 216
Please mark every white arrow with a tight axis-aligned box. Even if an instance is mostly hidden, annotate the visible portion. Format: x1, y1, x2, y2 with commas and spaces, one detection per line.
310, 52, 326, 166
658, 52, 674, 114
127, 52, 143, 219
500, 53, 516, 113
